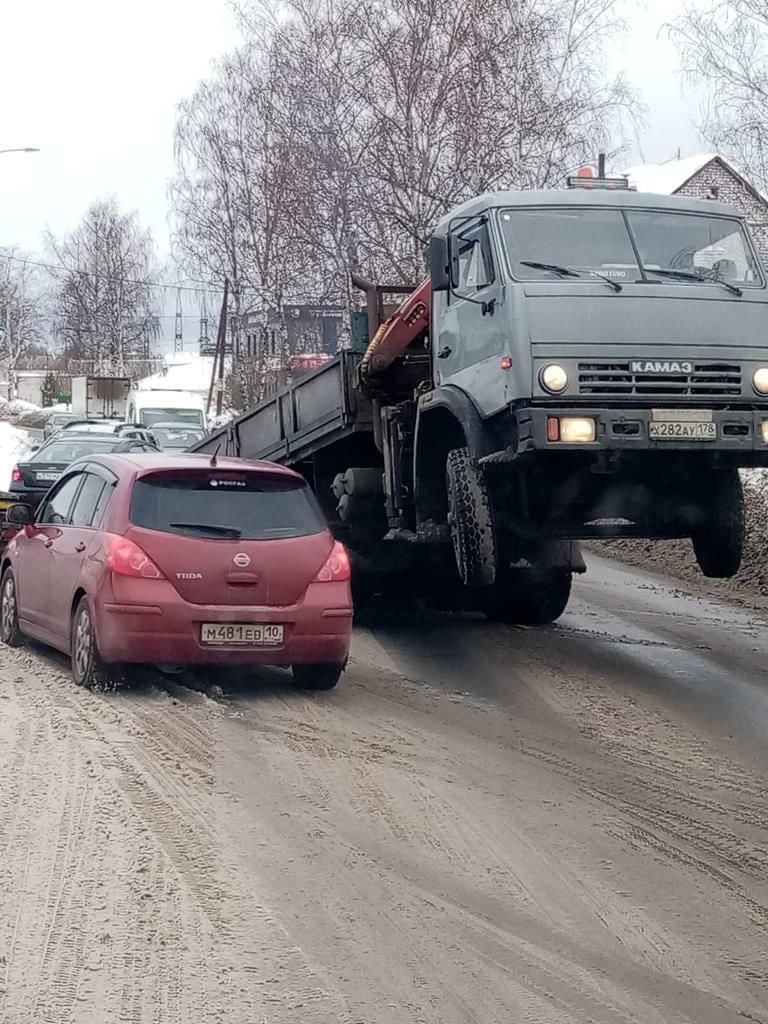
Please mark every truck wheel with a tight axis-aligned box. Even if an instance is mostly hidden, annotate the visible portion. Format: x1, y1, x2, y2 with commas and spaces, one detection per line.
480, 569, 572, 625
292, 663, 344, 690
691, 468, 744, 578
446, 447, 497, 587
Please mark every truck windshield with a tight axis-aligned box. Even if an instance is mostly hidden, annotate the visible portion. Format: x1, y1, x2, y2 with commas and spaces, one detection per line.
500, 208, 762, 287
139, 407, 204, 428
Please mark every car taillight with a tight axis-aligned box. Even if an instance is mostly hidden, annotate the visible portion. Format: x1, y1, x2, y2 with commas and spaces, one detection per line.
11, 467, 21, 483
106, 534, 165, 579
313, 541, 351, 582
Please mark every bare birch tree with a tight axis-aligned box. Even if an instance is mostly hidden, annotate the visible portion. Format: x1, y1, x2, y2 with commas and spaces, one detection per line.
46, 199, 160, 373
172, 0, 630, 314
0, 250, 48, 399
670, 1, 768, 189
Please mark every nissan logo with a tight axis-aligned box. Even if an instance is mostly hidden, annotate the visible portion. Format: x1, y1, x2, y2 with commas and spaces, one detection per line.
233, 553, 251, 568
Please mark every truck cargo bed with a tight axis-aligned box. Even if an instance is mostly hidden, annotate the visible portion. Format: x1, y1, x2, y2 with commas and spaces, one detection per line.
191, 352, 372, 463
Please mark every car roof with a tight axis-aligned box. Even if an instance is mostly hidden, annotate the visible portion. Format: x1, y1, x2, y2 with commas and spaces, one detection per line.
87, 451, 303, 479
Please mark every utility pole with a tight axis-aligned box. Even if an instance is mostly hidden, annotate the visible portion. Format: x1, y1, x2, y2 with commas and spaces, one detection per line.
174, 289, 183, 352
597, 152, 606, 178
206, 279, 229, 418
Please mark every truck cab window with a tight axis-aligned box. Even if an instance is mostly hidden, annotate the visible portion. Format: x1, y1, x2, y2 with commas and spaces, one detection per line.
450, 220, 494, 300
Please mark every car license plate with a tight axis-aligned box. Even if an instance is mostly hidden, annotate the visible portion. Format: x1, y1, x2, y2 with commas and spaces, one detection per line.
36, 472, 60, 482
650, 409, 716, 441
200, 623, 284, 647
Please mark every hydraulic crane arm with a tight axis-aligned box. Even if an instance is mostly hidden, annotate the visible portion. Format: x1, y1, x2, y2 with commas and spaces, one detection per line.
359, 278, 431, 382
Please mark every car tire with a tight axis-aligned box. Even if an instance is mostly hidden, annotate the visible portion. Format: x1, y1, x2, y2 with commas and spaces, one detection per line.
691, 468, 744, 578
480, 569, 572, 625
292, 663, 344, 690
445, 447, 497, 588
71, 596, 123, 690
0, 569, 25, 648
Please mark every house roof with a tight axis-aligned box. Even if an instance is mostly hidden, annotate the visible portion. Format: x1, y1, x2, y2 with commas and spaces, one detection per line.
623, 154, 718, 195
623, 153, 768, 207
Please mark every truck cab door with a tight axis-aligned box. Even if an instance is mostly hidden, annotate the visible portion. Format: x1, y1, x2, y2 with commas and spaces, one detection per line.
436, 216, 509, 416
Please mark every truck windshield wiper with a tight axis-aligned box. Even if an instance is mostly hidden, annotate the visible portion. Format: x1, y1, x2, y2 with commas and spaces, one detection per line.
520, 261, 622, 292
643, 266, 742, 297
169, 522, 242, 538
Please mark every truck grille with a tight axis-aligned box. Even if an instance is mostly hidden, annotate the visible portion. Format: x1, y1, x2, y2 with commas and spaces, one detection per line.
577, 361, 742, 398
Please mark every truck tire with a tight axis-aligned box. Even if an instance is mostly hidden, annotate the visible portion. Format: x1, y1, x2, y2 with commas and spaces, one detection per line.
480, 569, 572, 625
446, 447, 497, 588
691, 468, 744, 578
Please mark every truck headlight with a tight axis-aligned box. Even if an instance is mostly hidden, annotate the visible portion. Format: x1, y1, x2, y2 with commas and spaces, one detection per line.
540, 364, 568, 394
753, 368, 768, 394
559, 417, 596, 443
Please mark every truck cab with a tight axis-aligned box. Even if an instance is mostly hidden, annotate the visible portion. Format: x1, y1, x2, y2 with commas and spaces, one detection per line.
414, 186, 768, 595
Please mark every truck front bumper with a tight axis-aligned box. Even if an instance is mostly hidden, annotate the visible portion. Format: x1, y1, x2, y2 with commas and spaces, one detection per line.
512, 406, 768, 455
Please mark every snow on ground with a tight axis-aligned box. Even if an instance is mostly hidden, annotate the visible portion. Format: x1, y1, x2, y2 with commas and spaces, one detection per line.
0, 422, 32, 491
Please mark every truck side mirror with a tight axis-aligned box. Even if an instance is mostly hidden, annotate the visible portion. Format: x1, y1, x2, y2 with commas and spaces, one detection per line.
428, 236, 450, 292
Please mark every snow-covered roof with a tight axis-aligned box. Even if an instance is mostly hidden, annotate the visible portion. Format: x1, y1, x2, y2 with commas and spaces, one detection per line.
136, 353, 214, 398
623, 152, 768, 210
622, 154, 719, 196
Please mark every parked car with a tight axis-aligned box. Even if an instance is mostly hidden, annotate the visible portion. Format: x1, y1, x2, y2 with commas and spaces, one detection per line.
8, 434, 159, 509
57, 420, 156, 443
43, 411, 79, 440
150, 421, 207, 451
0, 453, 352, 691
58, 418, 125, 434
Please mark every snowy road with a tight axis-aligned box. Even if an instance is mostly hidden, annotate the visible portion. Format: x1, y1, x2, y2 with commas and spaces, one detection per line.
0, 557, 766, 1023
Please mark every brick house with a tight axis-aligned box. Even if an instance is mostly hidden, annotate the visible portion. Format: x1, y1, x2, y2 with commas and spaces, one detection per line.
623, 154, 768, 263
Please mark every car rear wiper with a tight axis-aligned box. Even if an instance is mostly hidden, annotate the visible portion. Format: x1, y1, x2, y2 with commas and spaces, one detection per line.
643, 266, 742, 296
169, 522, 242, 538
520, 260, 622, 292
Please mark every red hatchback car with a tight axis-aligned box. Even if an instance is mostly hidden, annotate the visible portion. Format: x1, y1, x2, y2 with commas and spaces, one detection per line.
0, 453, 353, 690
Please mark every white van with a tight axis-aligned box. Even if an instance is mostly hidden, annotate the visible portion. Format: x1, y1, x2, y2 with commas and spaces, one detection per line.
127, 389, 207, 431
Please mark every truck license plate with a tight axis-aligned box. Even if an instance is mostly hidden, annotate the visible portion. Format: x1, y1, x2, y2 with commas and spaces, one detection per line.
200, 623, 284, 647
649, 422, 716, 440
650, 409, 716, 441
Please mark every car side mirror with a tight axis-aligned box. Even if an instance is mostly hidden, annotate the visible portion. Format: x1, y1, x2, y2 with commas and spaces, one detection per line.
428, 236, 450, 292
6, 503, 32, 526
29, 442, 40, 452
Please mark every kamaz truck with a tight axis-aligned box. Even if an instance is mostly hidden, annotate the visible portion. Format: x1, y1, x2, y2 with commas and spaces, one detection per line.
193, 181, 768, 622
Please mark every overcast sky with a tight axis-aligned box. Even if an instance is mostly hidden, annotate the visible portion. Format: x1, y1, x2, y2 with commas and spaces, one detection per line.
1, 0, 703, 262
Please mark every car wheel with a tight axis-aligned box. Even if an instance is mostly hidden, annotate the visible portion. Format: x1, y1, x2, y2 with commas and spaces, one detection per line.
0, 569, 25, 647
71, 596, 123, 691
292, 663, 344, 690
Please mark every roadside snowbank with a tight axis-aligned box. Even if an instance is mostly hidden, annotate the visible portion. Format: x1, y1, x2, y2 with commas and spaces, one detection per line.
0, 422, 32, 491
595, 469, 768, 603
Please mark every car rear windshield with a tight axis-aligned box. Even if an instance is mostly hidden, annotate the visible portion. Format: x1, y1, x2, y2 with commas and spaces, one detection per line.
33, 439, 124, 461
129, 472, 327, 540
140, 408, 204, 428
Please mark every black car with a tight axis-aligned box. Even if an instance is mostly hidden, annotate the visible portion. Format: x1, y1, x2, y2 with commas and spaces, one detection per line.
9, 434, 158, 508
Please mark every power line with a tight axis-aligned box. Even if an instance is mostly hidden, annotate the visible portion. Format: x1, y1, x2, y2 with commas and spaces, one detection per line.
0, 249, 232, 296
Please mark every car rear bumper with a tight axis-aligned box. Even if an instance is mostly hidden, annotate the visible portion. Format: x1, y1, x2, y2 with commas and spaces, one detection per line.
94, 581, 353, 666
